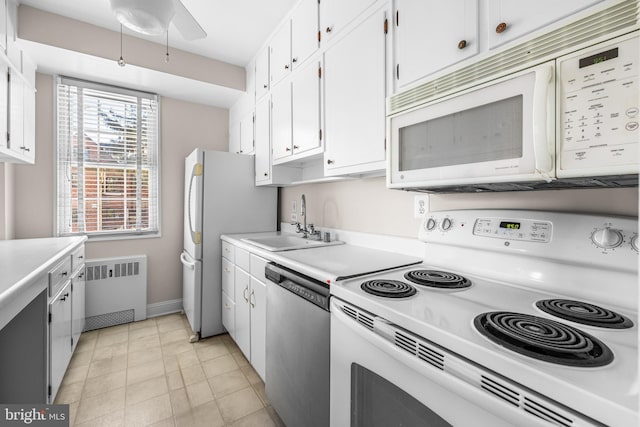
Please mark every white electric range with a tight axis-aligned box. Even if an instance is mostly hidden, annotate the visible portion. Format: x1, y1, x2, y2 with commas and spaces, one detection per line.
330, 210, 638, 427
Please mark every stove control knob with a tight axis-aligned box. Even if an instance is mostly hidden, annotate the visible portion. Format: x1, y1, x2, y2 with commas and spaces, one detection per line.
591, 227, 623, 249
631, 235, 638, 252
441, 217, 453, 231
425, 218, 437, 231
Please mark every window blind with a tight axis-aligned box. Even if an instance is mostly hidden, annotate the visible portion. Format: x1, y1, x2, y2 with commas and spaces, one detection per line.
56, 77, 160, 237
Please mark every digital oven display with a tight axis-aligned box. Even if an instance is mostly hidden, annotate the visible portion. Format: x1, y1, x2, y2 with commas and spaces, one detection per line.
499, 221, 521, 230
579, 47, 618, 68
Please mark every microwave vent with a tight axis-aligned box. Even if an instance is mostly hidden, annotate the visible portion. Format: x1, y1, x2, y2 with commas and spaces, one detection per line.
389, 0, 639, 115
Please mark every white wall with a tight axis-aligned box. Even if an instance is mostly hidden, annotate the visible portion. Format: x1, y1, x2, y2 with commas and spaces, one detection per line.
279, 177, 639, 238
11, 73, 228, 305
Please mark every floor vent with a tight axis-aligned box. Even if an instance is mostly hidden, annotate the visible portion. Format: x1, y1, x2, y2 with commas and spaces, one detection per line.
84, 256, 147, 331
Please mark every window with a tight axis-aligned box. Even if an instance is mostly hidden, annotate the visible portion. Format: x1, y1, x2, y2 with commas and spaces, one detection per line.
56, 77, 160, 238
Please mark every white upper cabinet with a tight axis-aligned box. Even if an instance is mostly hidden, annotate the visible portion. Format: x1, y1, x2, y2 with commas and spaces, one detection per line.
394, 0, 478, 89
323, 7, 387, 176
270, 22, 291, 87
271, 81, 292, 162
291, 59, 321, 156
255, 47, 270, 99
320, 0, 377, 43
291, 0, 319, 69
487, 0, 603, 50
254, 96, 272, 184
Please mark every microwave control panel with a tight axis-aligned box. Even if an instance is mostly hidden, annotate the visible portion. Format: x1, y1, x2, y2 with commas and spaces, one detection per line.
558, 34, 638, 173
473, 218, 552, 243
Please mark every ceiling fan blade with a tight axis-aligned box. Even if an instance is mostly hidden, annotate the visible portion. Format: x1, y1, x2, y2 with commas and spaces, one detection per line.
172, 0, 207, 40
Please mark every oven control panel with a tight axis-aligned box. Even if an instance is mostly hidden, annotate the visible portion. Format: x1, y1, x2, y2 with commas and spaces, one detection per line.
472, 218, 552, 242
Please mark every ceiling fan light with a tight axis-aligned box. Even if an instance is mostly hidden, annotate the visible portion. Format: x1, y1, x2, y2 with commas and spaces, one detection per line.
110, 0, 175, 36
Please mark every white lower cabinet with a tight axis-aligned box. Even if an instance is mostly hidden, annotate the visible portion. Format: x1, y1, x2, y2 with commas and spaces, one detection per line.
221, 243, 268, 381
49, 280, 72, 402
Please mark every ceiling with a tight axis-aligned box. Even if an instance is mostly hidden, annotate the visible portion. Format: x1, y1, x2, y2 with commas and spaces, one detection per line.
19, 0, 298, 67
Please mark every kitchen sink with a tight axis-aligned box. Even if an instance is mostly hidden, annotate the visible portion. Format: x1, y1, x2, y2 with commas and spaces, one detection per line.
241, 234, 344, 252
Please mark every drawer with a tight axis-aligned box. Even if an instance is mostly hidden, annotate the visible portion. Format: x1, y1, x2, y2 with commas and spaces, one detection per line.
71, 245, 85, 273
222, 258, 235, 298
235, 248, 250, 272
222, 241, 235, 262
250, 254, 268, 282
49, 256, 71, 298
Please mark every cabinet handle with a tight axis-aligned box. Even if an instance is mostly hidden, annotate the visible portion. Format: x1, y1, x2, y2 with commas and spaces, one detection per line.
496, 22, 508, 34
327, 159, 334, 165
292, 57, 298, 63
250, 290, 255, 308
263, 83, 268, 88
263, 172, 268, 177
20, 146, 30, 152
60, 293, 69, 302
326, 26, 333, 33
458, 40, 467, 49
285, 147, 291, 152
293, 145, 299, 150
284, 64, 289, 69
60, 271, 68, 278
243, 287, 249, 302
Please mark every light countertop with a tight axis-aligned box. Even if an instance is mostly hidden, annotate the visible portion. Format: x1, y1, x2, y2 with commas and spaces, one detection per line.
221, 232, 422, 284
0, 236, 86, 330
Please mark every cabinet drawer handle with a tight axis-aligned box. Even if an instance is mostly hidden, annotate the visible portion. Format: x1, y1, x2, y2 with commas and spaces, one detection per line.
284, 64, 289, 69
496, 22, 508, 34
292, 57, 298, 63
60, 293, 69, 302
293, 145, 299, 150
263, 172, 268, 177
60, 271, 68, 278
285, 147, 291, 152
250, 290, 255, 308
326, 26, 333, 33
458, 40, 467, 49
20, 146, 30, 152
327, 159, 334, 165
263, 84, 268, 89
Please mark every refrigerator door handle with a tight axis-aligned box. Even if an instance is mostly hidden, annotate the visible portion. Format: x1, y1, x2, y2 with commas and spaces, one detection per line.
180, 252, 196, 270
188, 163, 203, 245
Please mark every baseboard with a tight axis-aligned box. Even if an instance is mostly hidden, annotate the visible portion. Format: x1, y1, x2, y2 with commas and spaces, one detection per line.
146, 298, 183, 318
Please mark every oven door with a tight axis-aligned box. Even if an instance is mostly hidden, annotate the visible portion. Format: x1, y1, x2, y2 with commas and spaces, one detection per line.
330, 298, 553, 427
387, 62, 555, 189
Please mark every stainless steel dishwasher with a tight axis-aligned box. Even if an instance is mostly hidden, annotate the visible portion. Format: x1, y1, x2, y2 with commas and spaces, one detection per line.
265, 262, 330, 427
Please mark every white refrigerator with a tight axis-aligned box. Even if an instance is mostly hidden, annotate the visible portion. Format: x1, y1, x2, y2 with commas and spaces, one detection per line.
180, 149, 277, 339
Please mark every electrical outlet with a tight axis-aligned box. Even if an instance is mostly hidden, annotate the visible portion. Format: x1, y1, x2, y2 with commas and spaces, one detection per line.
414, 195, 429, 218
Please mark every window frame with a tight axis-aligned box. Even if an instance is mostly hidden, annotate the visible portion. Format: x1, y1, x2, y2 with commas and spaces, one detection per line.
54, 76, 162, 241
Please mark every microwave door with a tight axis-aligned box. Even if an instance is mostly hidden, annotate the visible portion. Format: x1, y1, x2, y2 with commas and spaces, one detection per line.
388, 62, 555, 189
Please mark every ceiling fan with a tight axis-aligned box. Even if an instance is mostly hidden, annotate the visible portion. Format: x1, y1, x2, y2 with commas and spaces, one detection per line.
109, 0, 207, 40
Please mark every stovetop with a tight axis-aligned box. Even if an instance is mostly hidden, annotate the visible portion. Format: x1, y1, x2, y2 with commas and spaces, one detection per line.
329, 210, 638, 427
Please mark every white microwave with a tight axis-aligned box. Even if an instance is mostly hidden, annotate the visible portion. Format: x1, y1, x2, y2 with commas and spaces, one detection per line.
387, 32, 639, 192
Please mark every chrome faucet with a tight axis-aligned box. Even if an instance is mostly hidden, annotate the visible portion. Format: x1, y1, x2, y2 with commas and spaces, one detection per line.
301, 194, 307, 238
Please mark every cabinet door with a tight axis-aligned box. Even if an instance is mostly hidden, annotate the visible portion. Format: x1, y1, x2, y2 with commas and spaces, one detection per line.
270, 21, 291, 86
222, 257, 235, 298
271, 81, 292, 161
239, 112, 255, 154
71, 268, 85, 352
234, 267, 251, 360
291, 0, 319, 69
249, 277, 266, 382
324, 8, 387, 175
320, 0, 376, 42
487, 0, 602, 50
254, 96, 271, 183
395, 0, 478, 89
255, 47, 270, 99
49, 281, 72, 402
292, 60, 321, 155
0, 61, 7, 155
8, 70, 23, 157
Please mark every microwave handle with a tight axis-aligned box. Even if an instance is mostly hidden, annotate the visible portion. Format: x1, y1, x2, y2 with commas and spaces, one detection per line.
532, 63, 555, 182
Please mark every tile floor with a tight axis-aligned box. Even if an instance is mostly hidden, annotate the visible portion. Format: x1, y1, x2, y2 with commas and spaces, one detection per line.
54, 313, 286, 427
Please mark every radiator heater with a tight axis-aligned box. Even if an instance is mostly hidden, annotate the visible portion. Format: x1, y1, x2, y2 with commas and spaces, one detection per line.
85, 255, 147, 331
